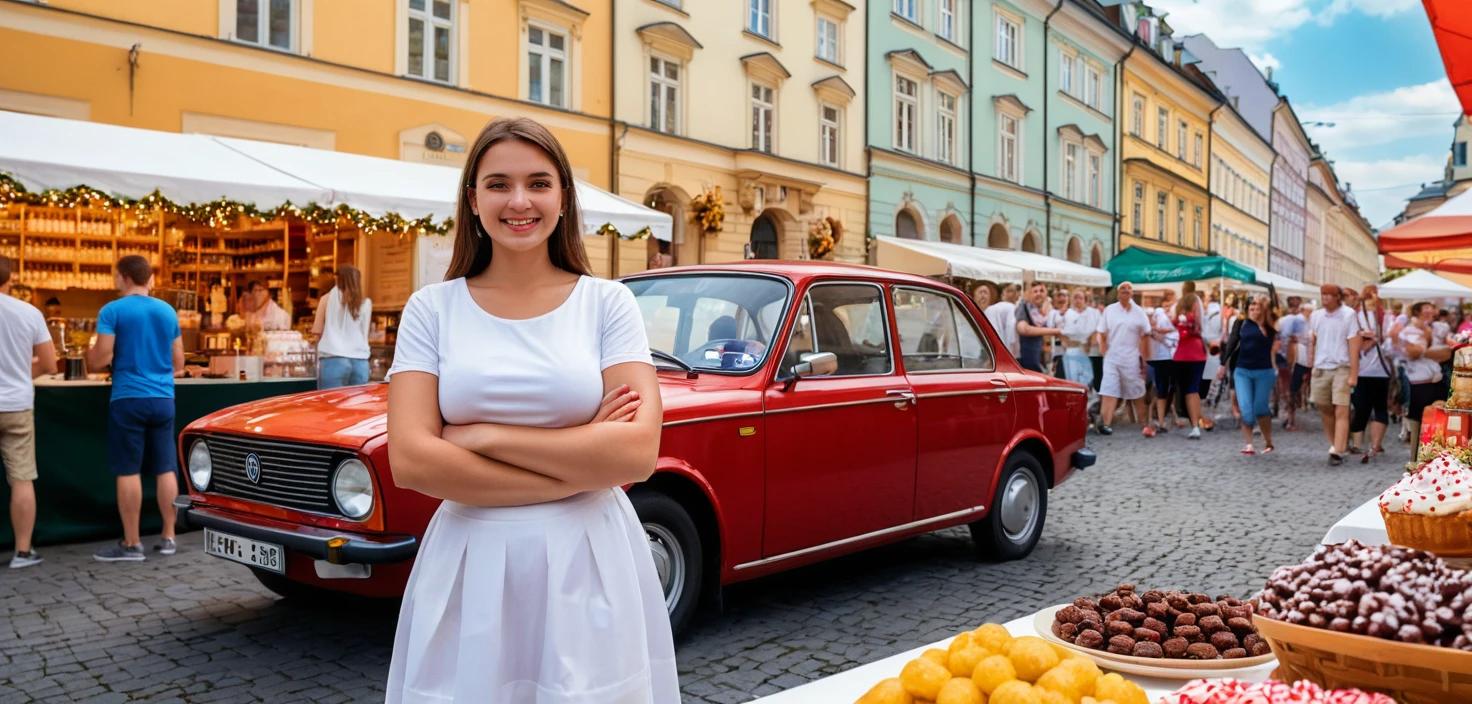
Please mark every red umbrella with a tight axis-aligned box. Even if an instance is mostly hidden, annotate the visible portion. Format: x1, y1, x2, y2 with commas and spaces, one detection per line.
1380, 188, 1472, 273
1427, 0, 1472, 115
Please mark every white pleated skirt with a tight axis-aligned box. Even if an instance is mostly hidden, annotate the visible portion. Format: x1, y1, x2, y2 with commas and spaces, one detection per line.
385, 488, 681, 703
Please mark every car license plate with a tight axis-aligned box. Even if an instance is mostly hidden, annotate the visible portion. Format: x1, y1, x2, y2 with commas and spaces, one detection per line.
204, 528, 285, 574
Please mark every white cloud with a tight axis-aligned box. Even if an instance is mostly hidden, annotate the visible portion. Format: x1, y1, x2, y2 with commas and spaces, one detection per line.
1331, 154, 1447, 227
1248, 51, 1281, 76
1149, 0, 1313, 51
1299, 80, 1460, 154
1320, 0, 1419, 24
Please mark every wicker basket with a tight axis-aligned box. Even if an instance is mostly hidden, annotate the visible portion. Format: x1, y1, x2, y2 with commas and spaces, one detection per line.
1254, 615, 1472, 703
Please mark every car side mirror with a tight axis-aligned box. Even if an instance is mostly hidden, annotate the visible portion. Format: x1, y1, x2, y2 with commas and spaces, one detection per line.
790, 352, 837, 379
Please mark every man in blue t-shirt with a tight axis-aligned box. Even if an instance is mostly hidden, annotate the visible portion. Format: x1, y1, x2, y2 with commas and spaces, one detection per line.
85, 255, 183, 562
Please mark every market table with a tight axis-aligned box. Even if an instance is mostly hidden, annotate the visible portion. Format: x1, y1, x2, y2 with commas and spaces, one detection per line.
1320, 497, 1386, 547
748, 613, 1276, 703
0, 376, 316, 548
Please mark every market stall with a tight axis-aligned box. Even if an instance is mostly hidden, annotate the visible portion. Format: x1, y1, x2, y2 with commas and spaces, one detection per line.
0, 110, 670, 547
874, 236, 1112, 288
1377, 268, 1472, 301
1104, 247, 1257, 286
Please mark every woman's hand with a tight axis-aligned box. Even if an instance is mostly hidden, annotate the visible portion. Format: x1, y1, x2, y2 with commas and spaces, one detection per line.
592, 384, 642, 423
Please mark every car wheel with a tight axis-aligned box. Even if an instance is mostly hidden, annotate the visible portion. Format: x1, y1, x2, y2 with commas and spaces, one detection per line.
630, 491, 704, 638
970, 452, 1048, 561
250, 567, 330, 602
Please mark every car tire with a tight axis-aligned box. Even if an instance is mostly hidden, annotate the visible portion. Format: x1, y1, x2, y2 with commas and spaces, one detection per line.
629, 491, 704, 638
250, 567, 331, 602
970, 452, 1048, 562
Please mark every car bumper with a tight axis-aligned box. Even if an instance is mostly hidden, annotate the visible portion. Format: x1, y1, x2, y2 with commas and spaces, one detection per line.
174, 496, 418, 565
1072, 448, 1097, 470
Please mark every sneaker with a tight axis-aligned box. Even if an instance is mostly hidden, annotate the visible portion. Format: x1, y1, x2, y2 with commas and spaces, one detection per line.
9, 550, 42, 569
1187, 427, 1202, 440
154, 538, 177, 556
1098, 425, 1114, 436
93, 542, 145, 562
1142, 425, 1157, 438
1328, 452, 1345, 467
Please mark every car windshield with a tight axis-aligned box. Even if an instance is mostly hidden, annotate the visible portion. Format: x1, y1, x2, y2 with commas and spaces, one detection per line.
625, 274, 791, 373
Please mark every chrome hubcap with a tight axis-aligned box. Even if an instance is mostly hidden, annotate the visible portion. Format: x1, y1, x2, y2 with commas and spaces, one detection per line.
645, 523, 685, 615
999, 471, 1040, 542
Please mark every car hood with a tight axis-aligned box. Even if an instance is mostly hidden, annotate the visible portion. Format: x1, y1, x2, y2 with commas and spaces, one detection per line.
189, 384, 391, 447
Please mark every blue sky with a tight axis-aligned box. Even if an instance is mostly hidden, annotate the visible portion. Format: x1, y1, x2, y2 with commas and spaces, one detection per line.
1151, 0, 1462, 228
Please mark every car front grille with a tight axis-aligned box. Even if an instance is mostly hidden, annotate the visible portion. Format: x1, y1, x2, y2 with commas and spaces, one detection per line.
199, 434, 344, 516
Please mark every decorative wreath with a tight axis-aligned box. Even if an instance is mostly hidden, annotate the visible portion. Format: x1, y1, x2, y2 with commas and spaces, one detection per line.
689, 186, 725, 234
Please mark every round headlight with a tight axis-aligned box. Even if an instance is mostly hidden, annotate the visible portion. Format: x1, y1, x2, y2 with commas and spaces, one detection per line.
331, 458, 374, 520
187, 439, 212, 491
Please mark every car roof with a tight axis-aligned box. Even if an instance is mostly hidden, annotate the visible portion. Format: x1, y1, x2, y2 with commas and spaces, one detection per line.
622, 260, 953, 289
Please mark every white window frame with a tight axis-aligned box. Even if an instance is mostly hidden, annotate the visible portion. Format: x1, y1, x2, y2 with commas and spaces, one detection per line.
748, 0, 774, 38
1156, 107, 1168, 150
649, 54, 682, 135
751, 81, 776, 153
939, 0, 958, 42
894, 0, 918, 23
1131, 94, 1144, 136
1060, 50, 1075, 96
1156, 191, 1167, 239
1062, 140, 1079, 200
1176, 120, 1187, 160
998, 109, 1023, 184
1193, 205, 1203, 249
816, 15, 841, 64
1085, 64, 1100, 109
406, 0, 456, 84
526, 23, 569, 108
1193, 132, 1203, 167
995, 10, 1022, 70
1132, 181, 1144, 235
820, 103, 842, 168
1176, 197, 1186, 245
894, 73, 919, 153
232, 0, 299, 52
1087, 151, 1102, 207
937, 91, 958, 165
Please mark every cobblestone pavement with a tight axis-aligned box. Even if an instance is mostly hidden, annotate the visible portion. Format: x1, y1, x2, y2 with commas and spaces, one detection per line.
0, 411, 1405, 703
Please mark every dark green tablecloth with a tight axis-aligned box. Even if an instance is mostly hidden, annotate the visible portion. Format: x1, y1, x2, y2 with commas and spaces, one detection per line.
0, 379, 315, 549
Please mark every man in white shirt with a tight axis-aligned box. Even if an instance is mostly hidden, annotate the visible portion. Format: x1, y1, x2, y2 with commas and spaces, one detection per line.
985, 283, 1022, 359
1146, 292, 1180, 436
1306, 284, 1357, 465
0, 256, 57, 568
1095, 281, 1151, 435
1046, 289, 1068, 377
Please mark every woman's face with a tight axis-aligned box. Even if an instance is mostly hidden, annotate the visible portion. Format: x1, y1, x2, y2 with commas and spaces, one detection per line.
469, 139, 564, 256
1420, 305, 1437, 323
1248, 299, 1261, 320
1071, 290, 1086, 308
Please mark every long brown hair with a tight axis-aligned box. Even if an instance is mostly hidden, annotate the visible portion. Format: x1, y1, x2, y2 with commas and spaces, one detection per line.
336, 264, 364, 320
445, 117, 592, 280
1175, 292, 1199, 320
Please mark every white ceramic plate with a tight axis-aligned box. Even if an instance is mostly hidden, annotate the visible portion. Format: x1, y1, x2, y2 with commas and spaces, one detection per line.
1031, 604, 1276, 680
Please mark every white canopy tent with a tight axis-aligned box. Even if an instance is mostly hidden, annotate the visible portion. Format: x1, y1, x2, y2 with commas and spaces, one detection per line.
1377, 269, 1472, 300
0, 110, 672, 241
1248, 267, 1319, 300
875, 236, 1112, 287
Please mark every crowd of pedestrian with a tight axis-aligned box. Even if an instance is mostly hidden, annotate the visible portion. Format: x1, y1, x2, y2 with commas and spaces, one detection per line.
976, 278, 1464, 466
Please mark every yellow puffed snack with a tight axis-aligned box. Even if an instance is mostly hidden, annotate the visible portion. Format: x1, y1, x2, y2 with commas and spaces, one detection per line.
1007, 636, 1060, 682
1081, 699, 1119, 704
923, 649, 951, 666
971, 654, 1018, 694
947, 646, 989, 678
900, 656, 953, 701
1038, 691, 1073, 704
1034, 665, 1087, 703
948, 632, 975, 656
1093, 674, 1147, 704
1047, 642, 1073, 662
935, 677, 985, 704
856, 677, 915, 704
971, 623, 1013, 654
990, 680, 1042, 704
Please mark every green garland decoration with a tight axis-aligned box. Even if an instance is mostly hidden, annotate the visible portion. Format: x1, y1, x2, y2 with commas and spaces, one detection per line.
0, 173, 454, 236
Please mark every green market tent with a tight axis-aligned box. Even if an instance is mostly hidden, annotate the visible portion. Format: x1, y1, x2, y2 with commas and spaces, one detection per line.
1105, 247, 1256, 286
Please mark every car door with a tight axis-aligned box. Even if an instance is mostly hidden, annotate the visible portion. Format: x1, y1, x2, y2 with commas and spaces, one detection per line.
761, 281, 918, 557
891, 286, 1016, 519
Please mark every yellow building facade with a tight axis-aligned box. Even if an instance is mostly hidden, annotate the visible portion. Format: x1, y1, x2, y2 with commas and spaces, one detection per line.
613, 0, 868, 272
1208, 106, 1272, 271
1308, 157, 1378, 291
1118, 49, 1218, 257
1, 0, 630, 272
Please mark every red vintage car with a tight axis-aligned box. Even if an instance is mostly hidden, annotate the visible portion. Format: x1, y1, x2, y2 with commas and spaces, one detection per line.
175, 262, 1094, 633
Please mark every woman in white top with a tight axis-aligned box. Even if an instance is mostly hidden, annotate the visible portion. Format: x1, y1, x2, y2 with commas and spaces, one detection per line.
311, 264, 372, 389
384, 118, 678, 703
1060, 288, 1099, 388
1400, 301, 1449, 461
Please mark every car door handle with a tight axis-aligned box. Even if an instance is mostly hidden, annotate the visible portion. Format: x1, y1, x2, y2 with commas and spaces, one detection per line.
987, 378, 1009, 401
885, 389, 917, 408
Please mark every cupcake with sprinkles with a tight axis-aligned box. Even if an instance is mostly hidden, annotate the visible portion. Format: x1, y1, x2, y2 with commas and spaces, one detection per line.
1379, 451, 1472, 556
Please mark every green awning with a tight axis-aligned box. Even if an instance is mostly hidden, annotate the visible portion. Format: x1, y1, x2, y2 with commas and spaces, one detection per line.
1105, 247, 1257, 285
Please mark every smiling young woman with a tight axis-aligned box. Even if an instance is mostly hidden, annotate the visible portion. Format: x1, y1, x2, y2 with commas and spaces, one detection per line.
383, 117, 678, 703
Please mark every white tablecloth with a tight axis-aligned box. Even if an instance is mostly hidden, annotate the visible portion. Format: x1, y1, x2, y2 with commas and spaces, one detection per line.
749, 614, 1276, 703
1320, 497, 1387, 547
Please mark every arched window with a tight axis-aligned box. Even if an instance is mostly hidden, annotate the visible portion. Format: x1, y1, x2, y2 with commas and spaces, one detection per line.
1021, 230, 1041, 253
940, 215, 962, 244
1090, 242, 1104, 268
896, 209, 920, 239
987, 223, 1010, 249
1066, 236, 1083, 264
750, 213, 779, 259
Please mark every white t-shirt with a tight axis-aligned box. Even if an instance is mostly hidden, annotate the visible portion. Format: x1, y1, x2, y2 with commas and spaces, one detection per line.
388, 276, 652, 428
1062, 306, 1100, 352
244, 298, 292, 331
1309, 305, 1356, 370
1045, 308, 1066, 359
1097, 301, 1150, 364
1400, 324, 1444, 384
984, 300, 1019, 357
1350, 309, 1394, 378
0, 295, 51, 412
1146, 308, 1179, 362
317, 287, 373, 360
